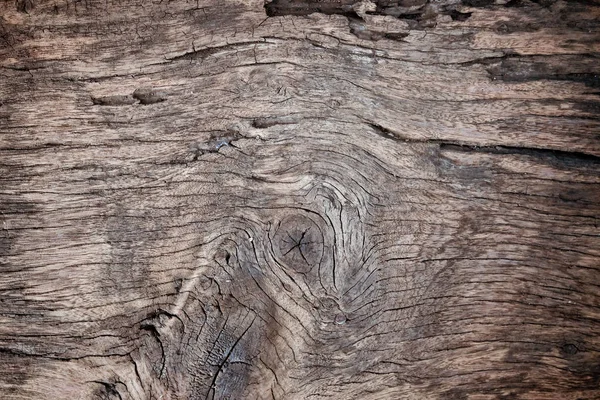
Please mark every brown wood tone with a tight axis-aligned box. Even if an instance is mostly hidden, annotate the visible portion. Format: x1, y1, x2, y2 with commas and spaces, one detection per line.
1, 0, 599, 399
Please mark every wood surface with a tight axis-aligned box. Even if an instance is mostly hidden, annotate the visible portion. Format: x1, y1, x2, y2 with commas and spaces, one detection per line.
1, 0, 599, 398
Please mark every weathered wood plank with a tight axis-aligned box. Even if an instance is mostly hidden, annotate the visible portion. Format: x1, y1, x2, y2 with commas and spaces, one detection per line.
1, 0, 599, 399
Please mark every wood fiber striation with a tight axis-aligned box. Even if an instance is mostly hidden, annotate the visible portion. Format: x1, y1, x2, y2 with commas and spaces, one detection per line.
0, 0, 599, 398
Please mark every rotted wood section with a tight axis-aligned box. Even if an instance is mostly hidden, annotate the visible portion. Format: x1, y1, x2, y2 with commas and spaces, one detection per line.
0, 0, 599, 399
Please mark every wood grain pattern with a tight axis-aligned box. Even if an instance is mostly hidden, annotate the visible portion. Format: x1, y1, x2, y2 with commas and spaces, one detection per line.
1, 0, 599, 398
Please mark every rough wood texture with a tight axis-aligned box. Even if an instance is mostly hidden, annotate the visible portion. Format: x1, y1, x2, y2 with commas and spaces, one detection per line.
1, 0, 599, 399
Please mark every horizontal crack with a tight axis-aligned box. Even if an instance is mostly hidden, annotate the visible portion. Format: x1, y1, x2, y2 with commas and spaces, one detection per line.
166, 41, 267, 62
366, 121, 600, 164
439, 143, 600, 166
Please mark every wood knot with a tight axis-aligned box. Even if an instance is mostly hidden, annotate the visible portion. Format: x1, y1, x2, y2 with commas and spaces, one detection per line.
561, 343, 579, 356
272, 214, 324, 274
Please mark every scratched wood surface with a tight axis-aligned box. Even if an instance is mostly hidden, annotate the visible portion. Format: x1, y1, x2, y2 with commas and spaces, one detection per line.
1, 0, 599, 399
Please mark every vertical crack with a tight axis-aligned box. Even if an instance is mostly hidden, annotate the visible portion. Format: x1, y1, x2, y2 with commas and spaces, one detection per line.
205, 317, 256, 400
